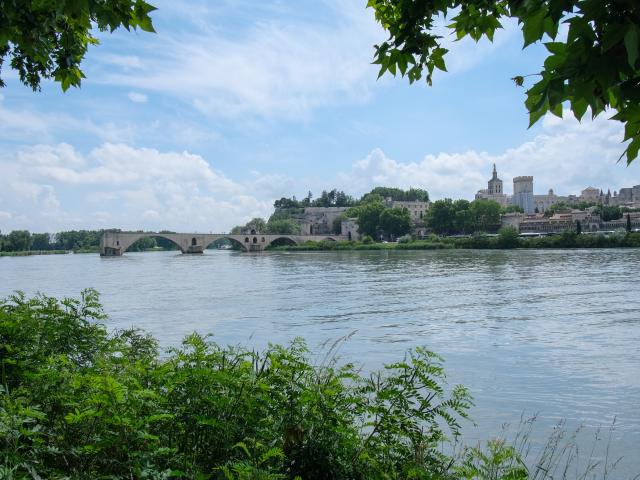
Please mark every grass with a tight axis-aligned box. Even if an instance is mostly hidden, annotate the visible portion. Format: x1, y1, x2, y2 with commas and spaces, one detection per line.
0, 249, 69, 257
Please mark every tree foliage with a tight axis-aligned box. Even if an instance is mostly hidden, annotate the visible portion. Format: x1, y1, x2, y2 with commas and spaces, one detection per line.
350, 199, 386, 238
379, 206, 412, 237
368, 0, 640, 163
1, 0, 156, 91
1, 290, 474, 479
265, 218, 301, 235
368, 186, 430, 202
427, 199, 501, 234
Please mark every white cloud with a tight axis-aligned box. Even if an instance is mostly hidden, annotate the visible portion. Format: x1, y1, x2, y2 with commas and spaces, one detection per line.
2, 112, 638, 234
99, 1, 384, 119
127, 91, 148, 103
0, 143, 274, 232
101, 54, 143, 70
337, 114, 640, 199
0, 100, 136, 144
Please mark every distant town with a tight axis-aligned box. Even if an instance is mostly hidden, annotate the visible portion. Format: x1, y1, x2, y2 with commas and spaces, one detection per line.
229, 165, 640, 243
1, 166, 640, 254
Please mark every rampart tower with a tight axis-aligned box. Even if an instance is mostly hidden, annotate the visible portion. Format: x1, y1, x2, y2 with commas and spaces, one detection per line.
513, 176, 534, 214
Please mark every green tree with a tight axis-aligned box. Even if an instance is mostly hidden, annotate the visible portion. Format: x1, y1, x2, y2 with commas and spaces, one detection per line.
273, 196, 301, 209
470, 199, 501, 232
6, 230, 32, 251
498, 226, 520, 248
54, 230, 100, 250
355, 200, 385, 239
594, 205, 623, 221
367, 186, 429, 202
501, 204, 524, 214
30, 233, 52, 250
127, 236, 157, 252
427, 199, 457, 235
576, 220, 582, 235
379, 207, 412, 238
545, 201, 572, 217
627, 213, 632, 232
246, 218, 267, 233
1, 0, 156, 90
265, 218, 300, 235
454, 208, 475, 234
368, 0, 640, 163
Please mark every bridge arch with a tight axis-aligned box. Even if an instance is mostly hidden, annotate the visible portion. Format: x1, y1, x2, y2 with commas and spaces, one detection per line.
121, 233, 184, 254
265, 236, 299, 249
203, 236, 248, 252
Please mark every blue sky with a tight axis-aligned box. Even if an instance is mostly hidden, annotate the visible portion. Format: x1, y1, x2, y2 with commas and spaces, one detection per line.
1, 0, 639, 233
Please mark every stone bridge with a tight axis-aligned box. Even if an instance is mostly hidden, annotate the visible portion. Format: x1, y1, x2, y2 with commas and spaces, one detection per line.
100, 231, 347, 255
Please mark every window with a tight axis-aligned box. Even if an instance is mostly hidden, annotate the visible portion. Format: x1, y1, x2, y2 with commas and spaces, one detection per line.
253, 237, 258, 244
244, 237, 249, 243
191, 237, 197, 246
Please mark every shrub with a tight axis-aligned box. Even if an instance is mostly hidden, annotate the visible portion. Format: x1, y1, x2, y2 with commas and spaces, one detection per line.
1, 291, 473, 479
497, 227, 520, 249
397, 234, 413, 244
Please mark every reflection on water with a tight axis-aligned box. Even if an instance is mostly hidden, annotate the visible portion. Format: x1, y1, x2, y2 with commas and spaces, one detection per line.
2, 248, 639, 475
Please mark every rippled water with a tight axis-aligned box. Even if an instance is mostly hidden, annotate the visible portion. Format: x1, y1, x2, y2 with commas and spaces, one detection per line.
2, 249, 639, 475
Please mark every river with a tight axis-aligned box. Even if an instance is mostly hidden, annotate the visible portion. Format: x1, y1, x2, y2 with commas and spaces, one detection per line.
2, 248, 639, 476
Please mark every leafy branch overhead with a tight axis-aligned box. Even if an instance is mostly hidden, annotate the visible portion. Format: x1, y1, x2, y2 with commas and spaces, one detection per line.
368, 0, 640, 164
0, 0, 156, 91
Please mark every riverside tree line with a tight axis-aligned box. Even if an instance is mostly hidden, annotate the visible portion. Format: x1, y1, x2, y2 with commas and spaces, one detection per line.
4, 188, 640, 253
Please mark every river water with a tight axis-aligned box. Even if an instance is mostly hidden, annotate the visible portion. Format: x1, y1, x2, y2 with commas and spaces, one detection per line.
2, 249, 639, 475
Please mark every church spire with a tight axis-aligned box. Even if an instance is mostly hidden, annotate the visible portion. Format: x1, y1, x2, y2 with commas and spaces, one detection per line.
492, 163, 497, 179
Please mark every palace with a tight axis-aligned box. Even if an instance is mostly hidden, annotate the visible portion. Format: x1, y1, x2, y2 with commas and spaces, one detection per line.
476, 164, 640, 214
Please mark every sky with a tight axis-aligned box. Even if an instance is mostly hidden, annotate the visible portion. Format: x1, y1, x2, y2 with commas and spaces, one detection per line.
1, 0, 639, 233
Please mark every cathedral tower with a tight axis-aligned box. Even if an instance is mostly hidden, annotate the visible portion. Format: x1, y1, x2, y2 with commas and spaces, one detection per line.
488, 163, 503, 195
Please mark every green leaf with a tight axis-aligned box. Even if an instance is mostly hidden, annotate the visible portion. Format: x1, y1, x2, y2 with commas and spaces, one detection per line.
528, 105, 548, 128
136, 15, 156, 33
522, 9, 546, 47
571, 98, 588, 121
624, 25, 639, 68
550, 102, 563, 118
625, 136, 640, 164
544, 42, 565, 55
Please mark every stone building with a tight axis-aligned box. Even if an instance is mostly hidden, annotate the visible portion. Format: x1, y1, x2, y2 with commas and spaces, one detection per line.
291, 207, 349, 235
499, 208, 640, 234
601, 212, 640, 231
384, 198, 430, 223
580, 187, 601, 203
340, 218, 361, 241
475, 165, 565, 212
475, 164, 509, 206
512, 176, 535, 214
609, 185, 640, 207
533, 189, 569, 213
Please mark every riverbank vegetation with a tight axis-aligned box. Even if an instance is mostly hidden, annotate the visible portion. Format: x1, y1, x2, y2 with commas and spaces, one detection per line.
1, 291, 629, 479
269, 230, 640, 252
0, 290, 472, 479
0, 229, 180, 254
